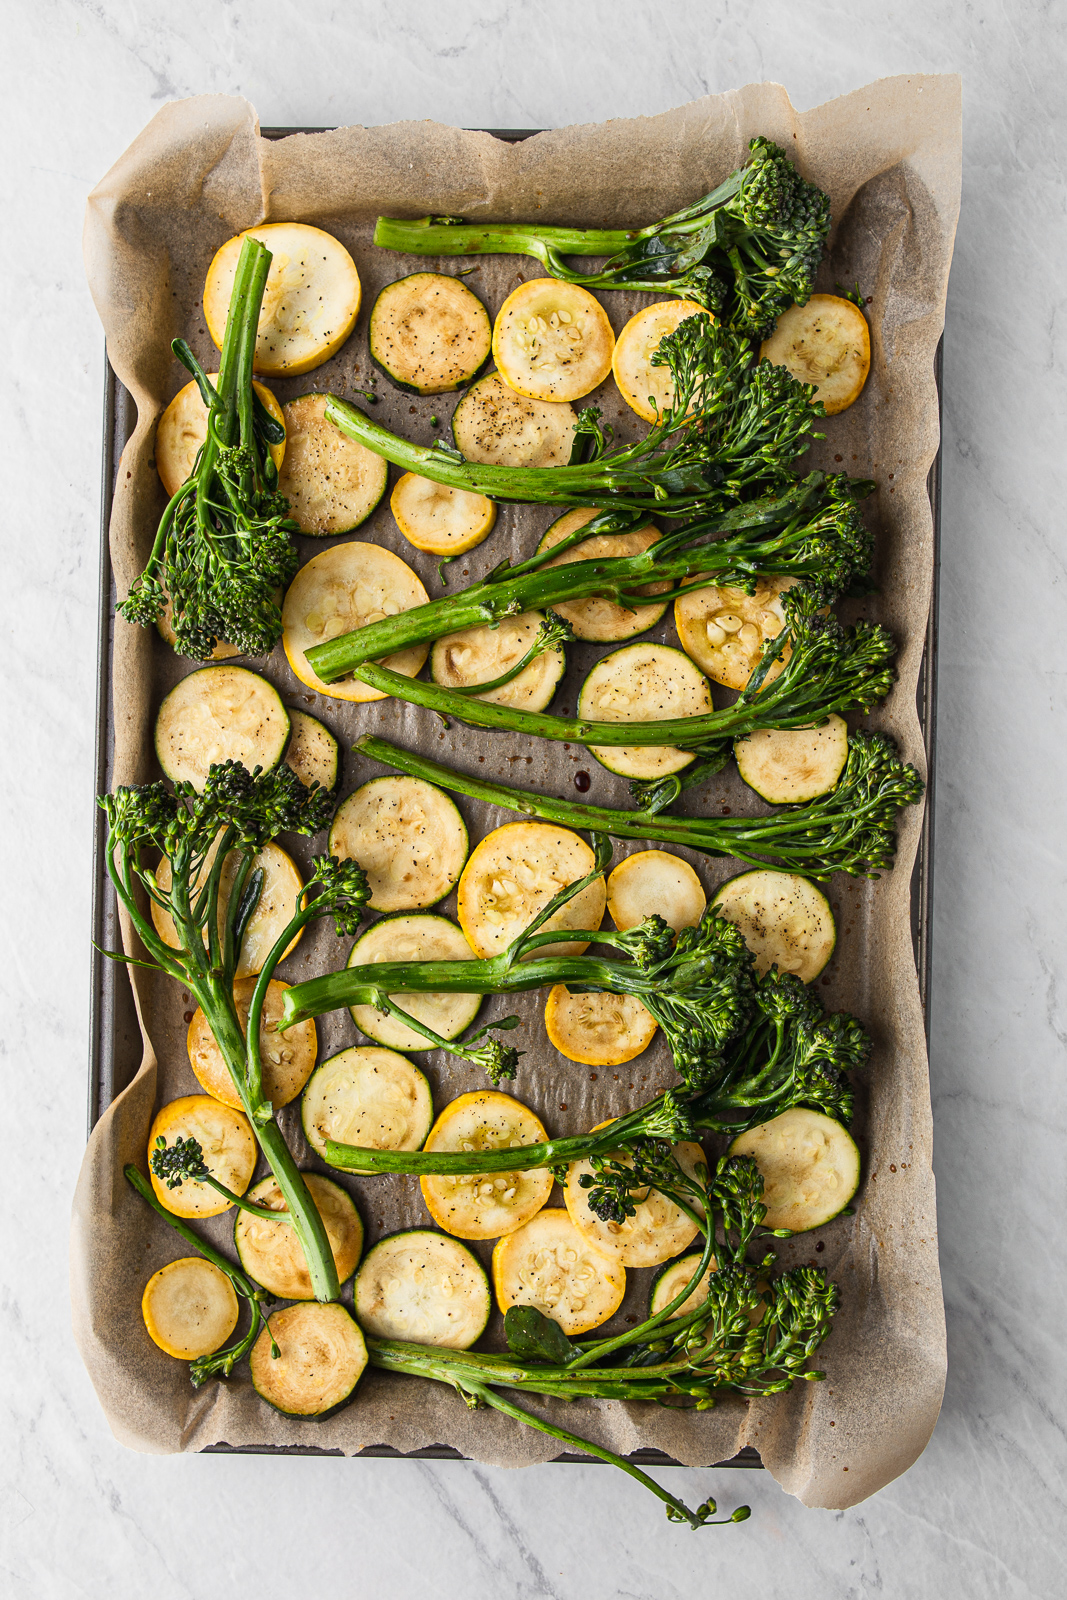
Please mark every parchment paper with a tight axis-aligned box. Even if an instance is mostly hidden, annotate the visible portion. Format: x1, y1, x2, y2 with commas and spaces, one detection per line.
73, 78, 960, 1510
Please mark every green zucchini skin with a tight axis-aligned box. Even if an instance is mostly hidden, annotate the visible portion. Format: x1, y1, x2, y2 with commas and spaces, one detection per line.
369, 273, 492, 396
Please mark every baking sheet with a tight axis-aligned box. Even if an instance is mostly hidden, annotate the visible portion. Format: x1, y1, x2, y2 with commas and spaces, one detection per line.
73, 79, 960, 1509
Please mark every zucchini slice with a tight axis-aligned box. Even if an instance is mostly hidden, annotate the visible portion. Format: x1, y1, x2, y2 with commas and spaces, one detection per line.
760, 295, 870, 416
346, 914, 482, 1053
611, 300, 708, 423
369, 272, 492, 395
452, 373, 577, 467
354, 1230, 490, 1348
728, 1107, 861, 1232
648, 1253, 717, 1320
564, 1132, 705, 1267
156, 375, 286, 500
675, 576, 796, 691
544, 986, 657, 1067
204, 223, 361, 377
302, 1045, 434, 1162
277, 393, 389, 535
141, 1257, 240, 1360
282, 541, 430, 703
576, 642, 712, 781
391, 472, 497, 557
147, 1095, 257, 1219
329, 775, 468, 912
152, 837, 305, 979
234, 1173, 364, 1300
431, 611, 566, 712
420, 1090, 553, 1240
712, 869, 836, 982
187, 977, 317, 1111
606, 850, 706, 934
492, 1209, 626, 1336
154, 666, 290, 791
734, 717, 849, 805
457, 822, 606, 960
250, 1301, 368, 1418
492, 279, 614, 403
535, 510, 669, 642
284, 708, 340, 792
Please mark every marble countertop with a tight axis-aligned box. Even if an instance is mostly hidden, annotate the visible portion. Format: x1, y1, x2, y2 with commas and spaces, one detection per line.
3, 3, 1063, 1596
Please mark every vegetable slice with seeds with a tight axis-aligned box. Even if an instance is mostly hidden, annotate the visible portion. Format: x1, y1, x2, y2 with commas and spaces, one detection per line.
493, 279, 614, 403
141, 1257, 240, 1360
154, 666, 290, 791
534, 510, 669, 641
419, 1090, 553, 1240
391, 472, 497, 557
734, 717, 849, 805
147, 1096, 257, 1219
355, 1230, 490, 1347
492, 1209, 626, 1336
204, 223, 361, 376
606, 851, 706, 934
282, 542, 429, 702
760, 294, 870, 416
711, 869, 836, 982
302, 1045, 434, 1162
674, 576, 796, 690
544, 986, 657, 1066
451, 373, 577, 467
576, 642, 713, 781
611, 300, 707, 423
346, 914, 482, 1052
457, 822, 606, 960
187, 977, 316, 1111
234, 1173, 364, 1299
564, 1128, 705, 1267
283, 708, 340, 792
250, 1301, 368, 1417
431, 611, 566, 712
277, 394, 388, 535
728, 1107, 860, 1231
329, 775, 468, 912
155, 374, 286, 499
369, 272, 492, 394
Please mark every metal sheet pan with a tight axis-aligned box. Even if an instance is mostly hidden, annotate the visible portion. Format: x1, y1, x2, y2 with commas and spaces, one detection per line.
86, 127, 942, 1467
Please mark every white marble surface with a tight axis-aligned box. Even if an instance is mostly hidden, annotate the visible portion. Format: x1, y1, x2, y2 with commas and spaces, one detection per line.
2, 2, 1064, 1595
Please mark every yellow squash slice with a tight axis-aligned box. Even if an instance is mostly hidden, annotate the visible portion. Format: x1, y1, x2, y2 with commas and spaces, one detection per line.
234, 1173, 363, 1300
147, 1096, 257, 1219
457, 822, 606, 960
154, 665, 290, 790
391, 472, 497, 557
431, 612, 565, 712
141, 1257, 239, 1360
156, 596, 240, 661
187, 977, 316, 1111
155, 375, 286, 499
369, 272, 492, 394
564, 1130, 705, 1267
346, 914, 482, 1053
283, 708, 340, 792
451, 373, 577, 467
606, 850, 706, 934
535, 510, 669, 641
734, 717, 849, 805
420, 1090, 553, 1240
675, 576, 796, 690
151, 837, 304, 979
329, 775, 468, 912
282, 541, 429, 702
302, 1046, 433, 1162
611, 300, 707, 422
492, 1209, 626, 1336
544, 987, 657, 1067
204, 223, 361, 376
277, 393, 388, 535
493, 279, 614, 403
712, 869, 836, 982
729, 1107, 861, 1232
577, 642, 712, 781
354, 1230, 491, 1348
760, 294, 870, 416
250, 1302, 368, 1417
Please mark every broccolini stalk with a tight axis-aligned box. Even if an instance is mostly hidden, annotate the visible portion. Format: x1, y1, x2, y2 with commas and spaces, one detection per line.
101, 761, 371, 1301
353, 728, 923, 880
374, 137, 832, 333
119, 236, 299, 659
304, 471, 873, 684
281, 854, 758, 1090
319, 311, 822, 524
336, 590, 897, 760
323, 969, 868, 1175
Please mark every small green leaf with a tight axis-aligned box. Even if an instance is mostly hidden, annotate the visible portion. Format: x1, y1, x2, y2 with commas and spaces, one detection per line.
503, 1305, 577, 1364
